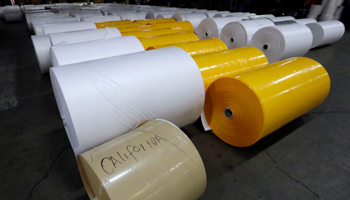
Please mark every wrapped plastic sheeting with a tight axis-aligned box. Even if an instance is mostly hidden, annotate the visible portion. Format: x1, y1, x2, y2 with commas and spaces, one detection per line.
49, 28, 122, 46
121, 28, 181, 38
172, 13, 207, 32
192, 47, 268, 91
220, 19, 275, 49
295, 18, 317, 25
133, 18, 175, 24
81, 15, 122, 22
77, 119, 206, 200
50, 47, 205, 156
197, 17, 245, 39
309, 5, 324, 15
50, 36, 144, 67
145, 21, 194, 32
42, 21, 97, 35
250, 24, 313, 63
204, 57, 330, 146
147, 38, 228, 56
31, 35, 52, 74
117, 12, 147, 21
306, 20, 345, 48
139, 32, 199, 49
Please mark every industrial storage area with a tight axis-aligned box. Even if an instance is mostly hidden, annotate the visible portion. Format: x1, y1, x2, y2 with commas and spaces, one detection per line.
0, 0, 349, 199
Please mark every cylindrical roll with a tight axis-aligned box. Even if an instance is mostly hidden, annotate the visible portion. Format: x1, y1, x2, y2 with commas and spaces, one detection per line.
295, 18, 317, 25
220, 19, 275, 49
50, 36, 144, 67
95, 19, 132, 27
213, 13, 237, 18
321, 0, 328, 5
172, 13, 207, 32
197, 17, 244, 39
322, 6, 339, 16
49, 47, 205, 155
133, 18, 175, 25
81, 15, 122, 22
121, 28, 181, 38
138, 32, 199, 49
192, 47, 268, 91
250, 24, 313, 63
145, 10, 176, 19
49, 28, 122, 46
118, 25, 158, 32
42, 22, 97, 35
34, 21, 81, 35
319, 15, 335, 21
156, 13, 175, 19
269, 16, 295, 22
147, 38, 228, 56
309, 5, 324, 15
306, 20, 345, 48
77, 119, 206, 200
203, 11, 230, 18
336, 0, 344, 6
306, 14, 319, 19
248, 14, 275, 19
204, 57, 330, 147
145, 21, 194, 32
117, 12, 147, 21
335, 6, 344, 16
31, 35, 52, 74
325, 0, 338, 6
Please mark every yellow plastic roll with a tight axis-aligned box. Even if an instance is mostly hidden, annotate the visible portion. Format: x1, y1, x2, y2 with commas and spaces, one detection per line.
204, 57, 330, 147
118, 25, 158, 33
95, 20, 132, 28
133, 18, 175, 25
192, 47, 268, 91
147, 38, 228, 56
77, 120, 206, 200
139, 32, 200, 49
145, 21, 194, 33
121, 28, 181, 38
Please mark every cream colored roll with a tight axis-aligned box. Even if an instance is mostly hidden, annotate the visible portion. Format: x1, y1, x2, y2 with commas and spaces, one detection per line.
81, 15, 122, 22
49, 28, 122, 46
197, 17, 245, 39
322, 6, 339, 15
172, 13, 207, 32
250, 24, 313, 63
117, 11, 147, 20
49, 47, 205, 156
319, 15, 335, 21
295, 18, 317, 25
42, 21, 97, 35
50, 36, 144, 67
77, 119, 206, 200
220, 19, 275, 49
31, 35, 52, 74
309, 5, 324, 15
306, 20, 345, 48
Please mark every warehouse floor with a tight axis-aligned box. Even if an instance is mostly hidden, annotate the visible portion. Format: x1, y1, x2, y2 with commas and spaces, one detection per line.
1, 20, 350, 200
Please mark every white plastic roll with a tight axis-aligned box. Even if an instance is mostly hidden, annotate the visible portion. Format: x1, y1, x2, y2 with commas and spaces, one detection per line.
325, 0, 338, 6
250, 24, 313, 63
145, 10, 175, 19
335, 6, 344, 16
117, 11, 147, 20
50, 28, 122, 46
319, 15, 336, 21
49, 47, 205, 156
213, 13, 235, 18
295, 18, 317, 25
334, 15, 341, 20
306, 20, 345, 48
42, 21, 97, 35
50, 36, 144, 67
81, 15, 121, 22
309, 5, 324, 15
336, 0, 344, 6
3, 9, 22, 22
172, 13, 207, 32
156, 13, 174, 19
31, 35, 52, 74
220, 19, 275, 49
269, 16, 295, 22
307, 14, 319, 19
322, 6, 339, 15
197, 17, 244, 39
34, 21, 81, 35
321, 0, 328, 5
248, 14, 275, 19
203, 11, 229, 18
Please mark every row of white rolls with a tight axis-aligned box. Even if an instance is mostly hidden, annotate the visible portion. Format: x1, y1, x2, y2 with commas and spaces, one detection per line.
307, 0, 345, 21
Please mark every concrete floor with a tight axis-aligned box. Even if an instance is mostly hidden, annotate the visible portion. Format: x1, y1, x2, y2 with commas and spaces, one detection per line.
0, 20, 349, 200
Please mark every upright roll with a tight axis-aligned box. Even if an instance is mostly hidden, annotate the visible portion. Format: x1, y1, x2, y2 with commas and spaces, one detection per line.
138, 32, 199, 49
147, 38, 228, 56
192, 47, 269, 91
250, 24, 313, 63
306, 14, 319, 19
306, 20, 345, 48
145, 21, 194, 32
77, 119, 206, 200
319, 15, 335, 21
204, 57, 330, 147
172, 13, 207, 32
49, 28, 122, 46
309, 5, 324, 15
50, 47, 205, 155
322, 6, 339, 16
50, 36, 144, 67
295, 18, 317, 25
42, 21, 97, 35
121, 28, 180, 38
220, 19, 275, 49
197, 17, 244, 39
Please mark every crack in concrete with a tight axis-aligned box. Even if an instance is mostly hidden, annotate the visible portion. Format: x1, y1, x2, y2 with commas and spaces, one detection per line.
265, 151, 320, 199
26, 145, 70, 200
303, 111, 350, 116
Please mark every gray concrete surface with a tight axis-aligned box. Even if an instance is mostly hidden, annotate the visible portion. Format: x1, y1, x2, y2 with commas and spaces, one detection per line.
0, 20, 349, 200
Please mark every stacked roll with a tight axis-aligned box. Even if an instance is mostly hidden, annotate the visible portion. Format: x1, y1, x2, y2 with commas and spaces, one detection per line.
204, 57, 330, 146
138, 32, 199, 49
172, 13, 207, 32
197, 17, 245, 39
42, 21, 97, 35
307, 5, 324, 19
121, 28, 181, 38
306, 20, 345, 48
81, 15, 122, 22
